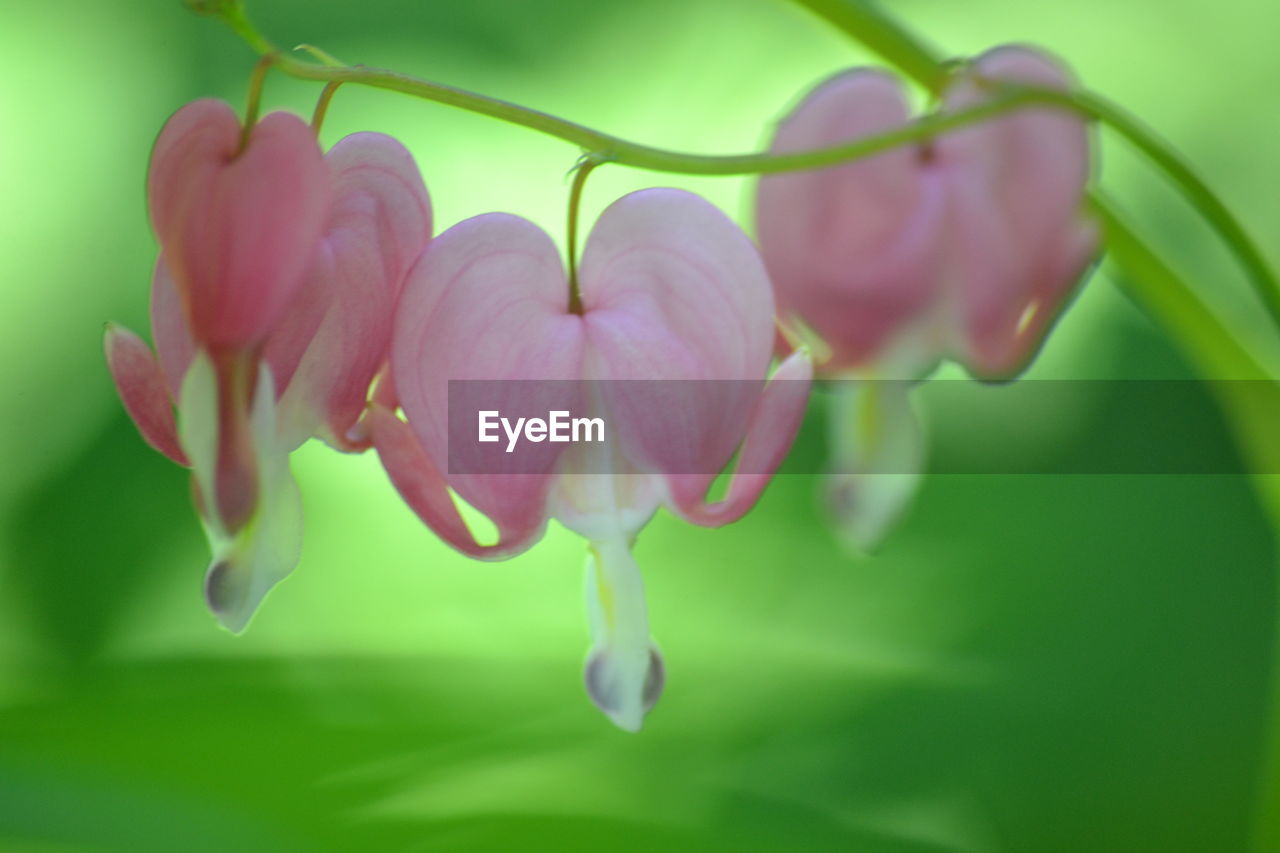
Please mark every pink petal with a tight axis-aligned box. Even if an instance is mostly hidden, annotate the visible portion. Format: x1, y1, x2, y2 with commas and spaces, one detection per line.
103, 323, 188, 466
937, 46, 1096, 374
147, 101, 331, 349
967, 218, 1100, 376
147, 99, 239, 237
272, 132, 433, 451
581, 189, 768, 476
756, 70, 942, 370
664, 349, 813, 527
939, 46, 1090, 250
256, 262, 331, 421
388, 213, 585, 555
938, 176, 1023, 371
154, 253, 310, 420
578, 189, 806, 518
582, 188, 774, 378
150, 257, 194, 400
367, 401, 544, 559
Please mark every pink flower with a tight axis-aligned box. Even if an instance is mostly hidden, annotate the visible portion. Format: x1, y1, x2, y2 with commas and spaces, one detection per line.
106, 100, 431, 631
145, 99, 330, 351
757, 45, 1098, 378
755, 46, 1098, 550
369, 188, 812, 730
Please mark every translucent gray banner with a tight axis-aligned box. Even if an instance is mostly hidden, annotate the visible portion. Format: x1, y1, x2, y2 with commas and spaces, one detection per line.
443, 379, 1277, 475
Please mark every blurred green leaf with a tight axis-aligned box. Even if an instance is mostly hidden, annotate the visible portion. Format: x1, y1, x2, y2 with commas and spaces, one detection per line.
4, 413, 197, 666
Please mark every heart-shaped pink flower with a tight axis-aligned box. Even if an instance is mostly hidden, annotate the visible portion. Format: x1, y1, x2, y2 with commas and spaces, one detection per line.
107, 103, 431, 631
146, 99, 331, 350
370, 188, 811, 730
757, 45, 1099, 378
755, 46, 1099, 551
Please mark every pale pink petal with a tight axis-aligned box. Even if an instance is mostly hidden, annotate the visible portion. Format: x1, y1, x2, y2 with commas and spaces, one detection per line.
939, 46, 1090, 250
366, 401, 544, 559
150, 257, 194, 400
582, 189, 769, 481
154, 253, 313, 418
938, 46, 1096, 374
389, 213, 585, 555
664, 349, 813, 527
103, 323, 188, 466
257, 262, 331, 419
968, 218, 1100, 377
938, 176, 1023, 373
582, 188, 773, 379
147, 101, 330, 348
272, 132, 433, 451
579, 190, 807, 516
147, 99, 240, 239
756, 70, 942, 370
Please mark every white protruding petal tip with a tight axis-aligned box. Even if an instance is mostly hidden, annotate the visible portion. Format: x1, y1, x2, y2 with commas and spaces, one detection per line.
584, 645, 665, 733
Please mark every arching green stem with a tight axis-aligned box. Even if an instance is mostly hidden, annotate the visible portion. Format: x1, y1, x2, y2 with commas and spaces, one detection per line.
218, 20, 1068, 175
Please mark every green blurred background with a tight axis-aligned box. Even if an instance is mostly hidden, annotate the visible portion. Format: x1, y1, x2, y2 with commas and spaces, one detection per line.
2, 0, 1278, 850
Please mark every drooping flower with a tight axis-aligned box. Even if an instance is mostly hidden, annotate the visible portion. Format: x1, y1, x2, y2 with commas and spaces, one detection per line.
755, 46, 1099, 549
369, 188, 812, 731
106, 99, 431, 630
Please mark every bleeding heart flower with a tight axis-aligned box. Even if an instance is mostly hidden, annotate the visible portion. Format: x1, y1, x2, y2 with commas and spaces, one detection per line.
106, 99, 431, 631
368, 188, 812, 731
755, 45, 1099, 550
146, 99, 331, 351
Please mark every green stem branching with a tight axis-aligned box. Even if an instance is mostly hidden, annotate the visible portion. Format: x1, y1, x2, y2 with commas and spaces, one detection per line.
210, 0, 1280, 336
